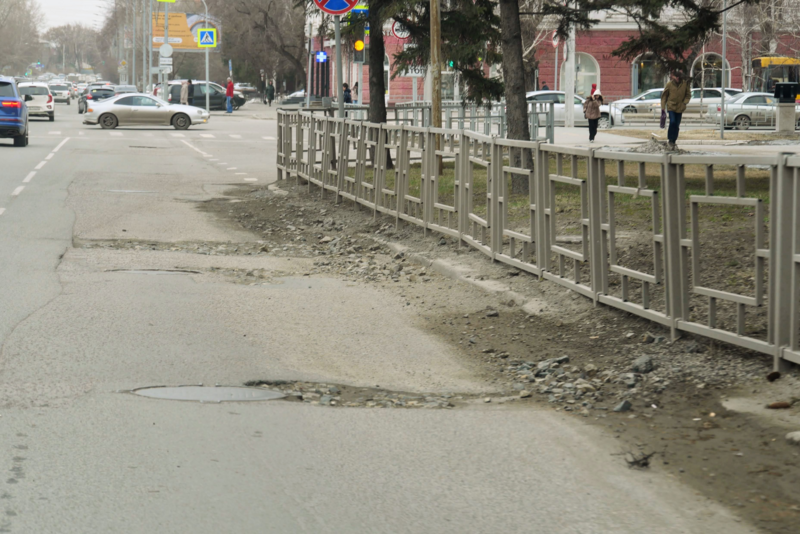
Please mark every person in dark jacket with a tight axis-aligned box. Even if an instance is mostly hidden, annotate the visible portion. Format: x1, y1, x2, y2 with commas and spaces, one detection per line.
343, 83, 352, 104
266, 82, 275, 106
187, 79, 194, 106
660, 71, 691, 150
583, 92, 603, 143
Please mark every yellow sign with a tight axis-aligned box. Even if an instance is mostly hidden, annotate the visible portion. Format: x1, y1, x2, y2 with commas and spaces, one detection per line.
157, 0, 176, 3
152, 12, 221, 51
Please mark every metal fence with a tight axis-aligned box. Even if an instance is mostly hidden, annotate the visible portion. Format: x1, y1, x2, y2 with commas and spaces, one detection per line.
277, 109, 800, 371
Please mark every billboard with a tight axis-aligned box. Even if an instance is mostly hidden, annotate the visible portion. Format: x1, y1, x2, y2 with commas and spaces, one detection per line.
152, 13, 222, 52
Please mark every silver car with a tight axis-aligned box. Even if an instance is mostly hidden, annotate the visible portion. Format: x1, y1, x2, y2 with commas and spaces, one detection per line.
705, 92, 800, 130
525, 90, 625, 128
611, 88, 664, 114
82, 93, 210, 130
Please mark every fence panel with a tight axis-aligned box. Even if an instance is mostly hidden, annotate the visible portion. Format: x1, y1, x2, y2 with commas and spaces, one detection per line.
460, 131, 495, 259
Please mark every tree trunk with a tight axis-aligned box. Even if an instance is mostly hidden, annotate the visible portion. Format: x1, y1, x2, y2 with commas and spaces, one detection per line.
367, 2, 393, 169
499, 0, 532, 194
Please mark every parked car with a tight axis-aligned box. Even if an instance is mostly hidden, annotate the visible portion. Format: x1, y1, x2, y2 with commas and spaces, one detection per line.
78, 86, 116, 114
234, 83, 258, 99
113, 85, 138, 96
18, 82, 55, 121
525, 90, 624, 128
280, 90, 306, 105
48, 83, 72, 104
0, 75, 30, 146
155, 80, 245, 110
82, 93, 210, 130
610, 88, 664, 114
704, 92, 800, 130
651, 87, 741, 114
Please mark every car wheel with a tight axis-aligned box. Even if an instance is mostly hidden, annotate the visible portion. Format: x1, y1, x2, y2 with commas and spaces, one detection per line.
172, 113, 191, 130
99, 113, 118, 129
598, 114, 612, 129
623, 106, 636, 113
734, 115, 751, 130
48, 112, 55, 122
13, 132, 27, 147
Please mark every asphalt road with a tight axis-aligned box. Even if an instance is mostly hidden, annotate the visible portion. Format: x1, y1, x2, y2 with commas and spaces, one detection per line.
0, 102, 755, 533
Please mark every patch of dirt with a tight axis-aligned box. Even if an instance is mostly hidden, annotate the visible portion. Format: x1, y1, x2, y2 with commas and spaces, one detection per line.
607, 128, 800, 142
195, 178, 800, 532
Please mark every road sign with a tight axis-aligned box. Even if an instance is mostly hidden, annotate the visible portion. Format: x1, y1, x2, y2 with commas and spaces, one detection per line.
119, 60, 127, 67
351, 3, 367, 13
392, 21, 410, 40
315, 51, 328, 63
404, 65, 425, 78
159, 57, 173, 66
552, 31, 559, 48
313, 0, 358, 16
159, 66, 172, 74
198, 29, 217, 48
159, 43, 173, 58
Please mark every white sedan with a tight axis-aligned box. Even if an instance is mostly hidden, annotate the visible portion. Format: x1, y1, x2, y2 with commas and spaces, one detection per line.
18, 82, 55, 121
83, 93, 210, 130
525, 90, 624, 128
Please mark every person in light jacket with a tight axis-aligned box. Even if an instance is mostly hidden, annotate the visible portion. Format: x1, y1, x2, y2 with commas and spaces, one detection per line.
180, 81, 189, 105
660, 71, 691, 150
583, 92, 602, 143
187, 79, 194, 106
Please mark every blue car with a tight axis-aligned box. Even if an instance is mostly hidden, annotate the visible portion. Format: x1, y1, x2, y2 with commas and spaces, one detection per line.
0, 75, 30, 147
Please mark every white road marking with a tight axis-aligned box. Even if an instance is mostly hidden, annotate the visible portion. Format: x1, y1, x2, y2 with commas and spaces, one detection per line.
110, 132, 123, 136
227, 167, 237, 170
244, 178, 258, 182
12, 186, 24, 196
35, 161, 47, 170
45, 153, 54, 160
218, 163, 228, 165
209, 159, 218, 161
229, 135, 242, 139
49, 131, 61, 135
235, 173, 247, 175
23, 172, 36, 183
143, 133, 153, 137
78, 131, 84, 136
262, 136, 276, 140
52, 137, 70, 152
171, 133, 185, 138
180, 139, 210, 157
0, 208, 5, 216
200, 134, 214, 138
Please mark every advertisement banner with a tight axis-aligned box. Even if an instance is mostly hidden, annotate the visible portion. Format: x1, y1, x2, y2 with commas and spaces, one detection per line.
152, 12, 222, 52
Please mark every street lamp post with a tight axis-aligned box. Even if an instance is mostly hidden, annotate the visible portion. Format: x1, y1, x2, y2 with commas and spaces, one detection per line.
200, 0, 210, 113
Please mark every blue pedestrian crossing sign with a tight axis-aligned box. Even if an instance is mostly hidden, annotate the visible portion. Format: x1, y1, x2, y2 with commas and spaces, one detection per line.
198, 29, 217, 48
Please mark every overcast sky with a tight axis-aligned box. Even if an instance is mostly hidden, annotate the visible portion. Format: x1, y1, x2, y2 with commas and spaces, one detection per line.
38, 0, 107, 31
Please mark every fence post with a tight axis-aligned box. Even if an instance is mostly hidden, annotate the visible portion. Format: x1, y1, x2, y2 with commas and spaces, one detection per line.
547, 103, 555, 143
587, 149, 605, 303
772, 153, 796, 371
276, 111, 284, 181
491, 137, 503, 259
535, 143, 549, 275
661, 153, 686, 340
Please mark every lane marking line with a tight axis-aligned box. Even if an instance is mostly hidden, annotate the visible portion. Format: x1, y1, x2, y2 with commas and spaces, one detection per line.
49, 131, 61, 135
78, 131, 84, 136
35, 161, 47, 170
110, 132, 123, 136
23, 172, 36, 183
229, 134, 242, 139
0, 208, 5, 216
200, 134, 215, 138
262, 136, 276, 140
180, 139, 211, 157
12, 186, 24, 197
244, 178, 258, 182
45, 153, 54, 160
171, 133, 185, 138
235, 173, 247, 175
209, 159, 218, 161
227, 167, 237, 170
52, 137, 71, 152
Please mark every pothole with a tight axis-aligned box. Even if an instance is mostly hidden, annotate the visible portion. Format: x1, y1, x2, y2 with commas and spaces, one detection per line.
244, 380, 486, 408
132, 385, 284, 402
107, 269, 200, 274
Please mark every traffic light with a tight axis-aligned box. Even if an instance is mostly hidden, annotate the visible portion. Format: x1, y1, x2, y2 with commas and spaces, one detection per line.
354, 39, 365, 63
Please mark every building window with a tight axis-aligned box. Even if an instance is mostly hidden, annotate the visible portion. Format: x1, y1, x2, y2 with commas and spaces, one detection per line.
632, 54, 666, 95
560, 52, 599, 97
691, 53, 730, 88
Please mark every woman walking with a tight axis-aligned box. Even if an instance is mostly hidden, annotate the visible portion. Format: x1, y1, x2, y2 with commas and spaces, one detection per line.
583, 91, 602, 143
187, 79, 194, 106
180, 80, 189, 105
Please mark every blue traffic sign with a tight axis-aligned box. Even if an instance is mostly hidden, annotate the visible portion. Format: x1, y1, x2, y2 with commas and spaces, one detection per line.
315, 51, 328, 63
313, 0, 358, 16
198, 29, 217, 48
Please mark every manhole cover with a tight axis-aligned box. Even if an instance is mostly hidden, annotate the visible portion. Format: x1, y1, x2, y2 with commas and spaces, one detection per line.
132, 386, 284, 402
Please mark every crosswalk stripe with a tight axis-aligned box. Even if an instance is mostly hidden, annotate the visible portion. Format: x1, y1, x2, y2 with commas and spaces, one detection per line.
262, 136, 276, 140
49, 131, 61, 135
110, 132, 122, 136
171, 133, 185, 138
244, 178, 258, 182
200, 134, 214, 138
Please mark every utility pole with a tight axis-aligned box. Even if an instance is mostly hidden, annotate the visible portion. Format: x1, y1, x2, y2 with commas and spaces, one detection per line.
132, 0, 137, 89
142, 0, 147, 90
564, 1, 576, 127
148, 0, 153, 90
306, 22, 313, 108
720, 0, 727, 139
201, 0, 210, 113
430, 0, 442, 129
335, 16, 344, 118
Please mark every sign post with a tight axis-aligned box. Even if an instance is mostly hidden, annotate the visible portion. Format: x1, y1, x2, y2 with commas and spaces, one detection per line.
156, 0, 174, 88
313, 0, 358, 118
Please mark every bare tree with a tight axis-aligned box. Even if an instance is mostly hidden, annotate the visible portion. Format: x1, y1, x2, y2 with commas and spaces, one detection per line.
0, 0, 43, 75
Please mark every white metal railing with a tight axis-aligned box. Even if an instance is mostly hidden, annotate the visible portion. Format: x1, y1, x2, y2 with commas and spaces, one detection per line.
277, 109, 800, 372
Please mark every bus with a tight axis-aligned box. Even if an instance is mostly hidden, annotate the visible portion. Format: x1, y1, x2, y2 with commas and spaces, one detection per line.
751, 57, 800, 97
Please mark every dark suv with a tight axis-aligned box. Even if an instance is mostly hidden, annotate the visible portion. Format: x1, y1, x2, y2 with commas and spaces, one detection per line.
78, 86, 116, 114
0, 75, 30, 147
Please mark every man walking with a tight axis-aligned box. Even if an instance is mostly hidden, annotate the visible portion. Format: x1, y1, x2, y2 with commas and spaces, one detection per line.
266, 82, 275, 107
660, 71, 691, 151
226, 77, 234, 114
187, 79, 194, 106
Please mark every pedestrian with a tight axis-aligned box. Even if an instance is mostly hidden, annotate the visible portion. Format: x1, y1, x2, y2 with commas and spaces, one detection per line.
352, 82, 359, 104
541, 80, 549, 90
591, 83, 597, 96
266, 81, 275, 107
343, 83, 352, 104
187, 79, 194, 106
660, 71, 691, 150
180, 80, 189, 105
583, 91, 602, 143
226, 77, 234, 113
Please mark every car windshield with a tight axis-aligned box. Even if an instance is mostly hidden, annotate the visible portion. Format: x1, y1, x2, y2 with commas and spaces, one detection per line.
50, 85, 68, 90
19, 86, 49, 96
725, 93, 749, 103
151, 96, 169, 106
0, 82, 15, 97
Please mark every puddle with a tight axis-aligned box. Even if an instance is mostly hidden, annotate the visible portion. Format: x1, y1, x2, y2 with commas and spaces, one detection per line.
132, 385, 284, 402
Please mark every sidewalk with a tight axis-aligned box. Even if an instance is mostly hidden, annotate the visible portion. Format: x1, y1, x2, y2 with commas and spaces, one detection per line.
209, 99, 278, 120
